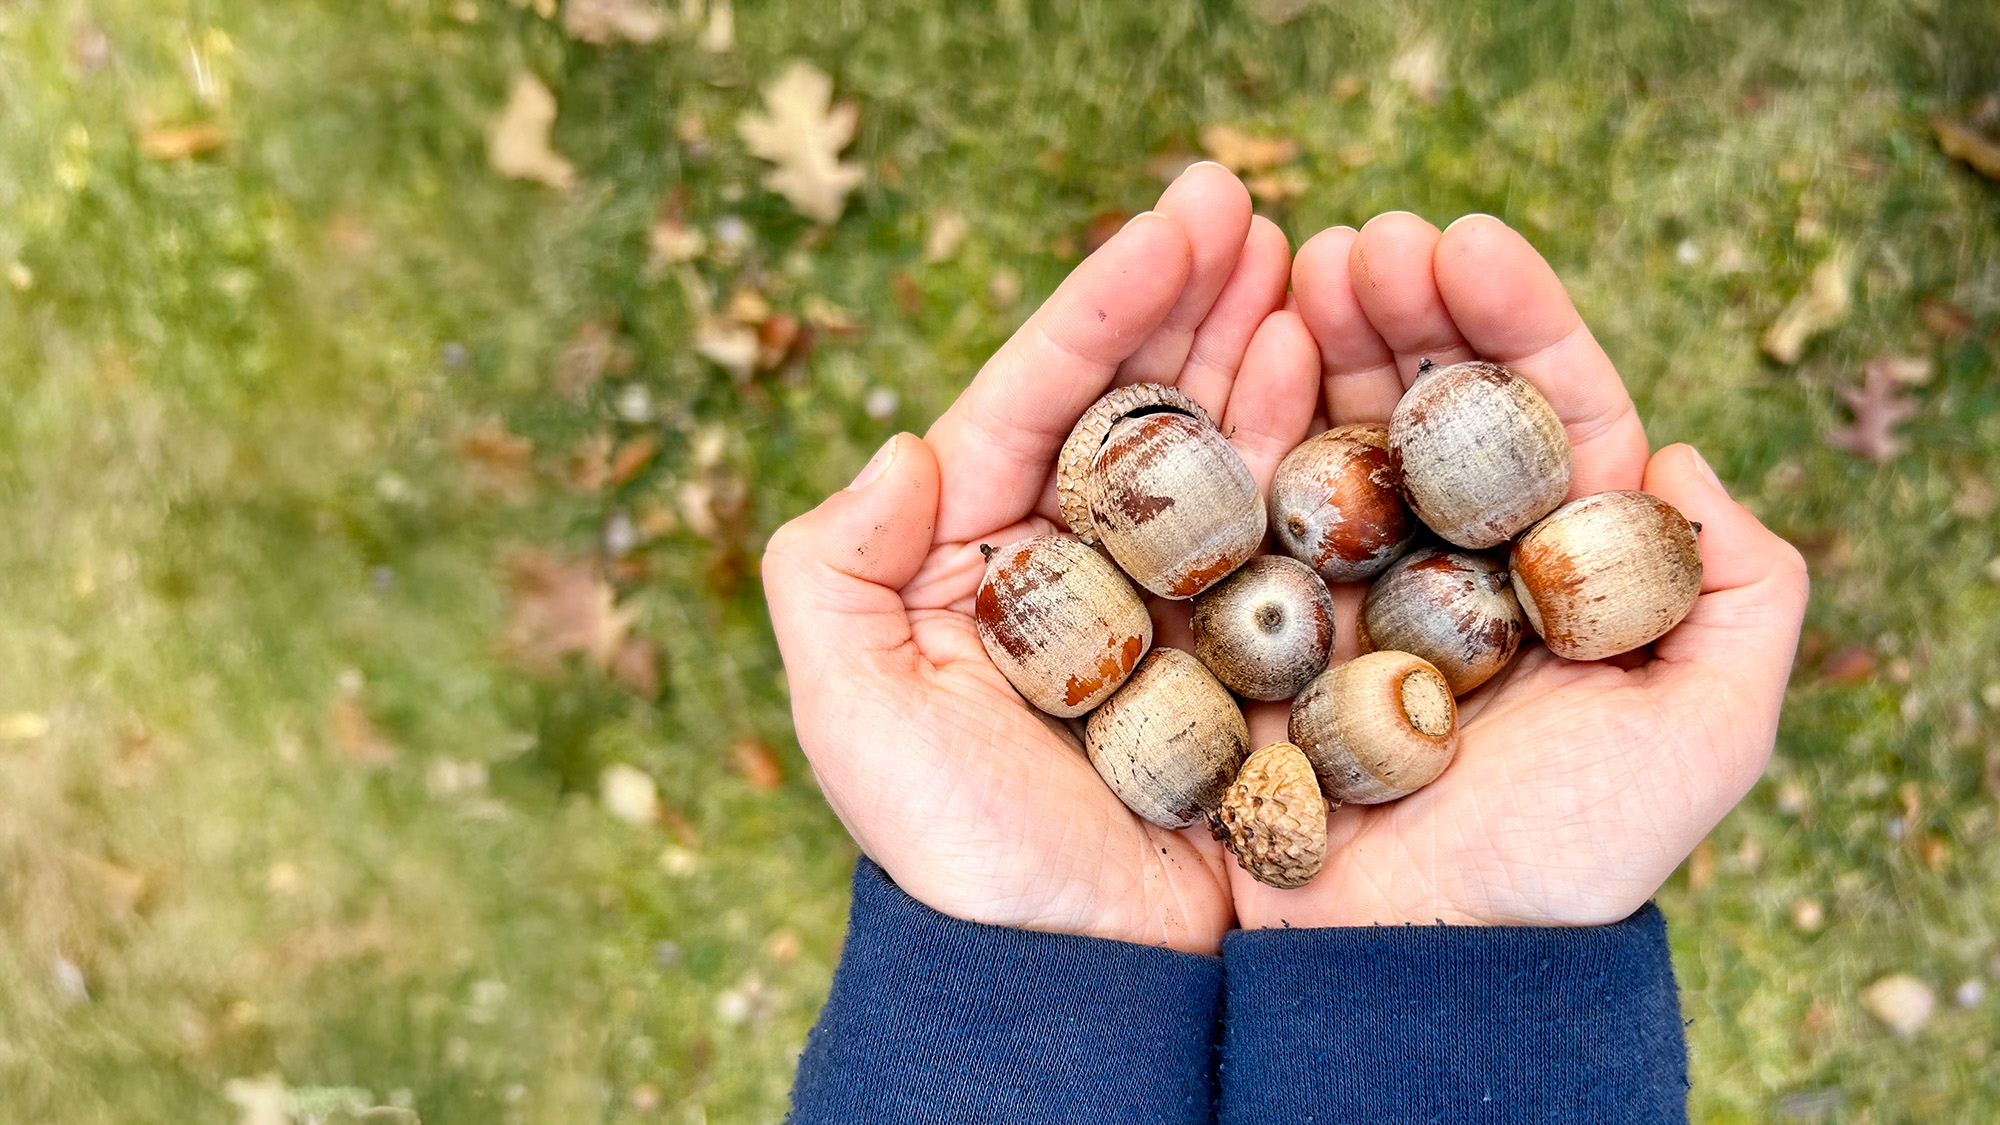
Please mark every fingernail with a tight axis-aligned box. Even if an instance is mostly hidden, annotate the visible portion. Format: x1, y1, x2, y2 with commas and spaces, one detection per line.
1122, 210, 1164, 231
1689, 445, 1728, 495
848, 435, 898, 492
1360, 209, 1425, 229
1443, 212, 1503, 233
1186, 160, 1232, 175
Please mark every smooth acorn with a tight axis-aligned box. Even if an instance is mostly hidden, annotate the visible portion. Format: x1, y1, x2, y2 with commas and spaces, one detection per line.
1359, 547, 1525, 696
1190, 555, 1336, 701
1269, 423, 1417, 582
1389, 360, 1573, 549
1086, 647, 1250, 828
975, 534, 1152, 718
1214, 742, 1328, 889
1057, 384, 1265, 599
1288, 650, 1458, 804
1509, 490, 1702, 661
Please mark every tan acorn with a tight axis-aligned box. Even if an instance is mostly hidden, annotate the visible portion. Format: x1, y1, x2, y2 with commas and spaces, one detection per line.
1057, 384, 1265, 599
1269, 423, 1418, 582
1214, 742, 1328, 889
1509, 490, 1703, 661
974, 534, 1152, 718
1190, 555, 1336, 701
1359, 547, 1525, 696
1389, 360, 1573, 549
1288, 651, 1458, 804
1086, 647, 1250, 828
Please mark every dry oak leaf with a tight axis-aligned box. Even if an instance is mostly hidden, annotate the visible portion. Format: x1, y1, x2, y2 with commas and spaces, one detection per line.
139, 121, 228, 161
488, 73, 576, 190
1932, 116, 2000, 182
1199, 124, 1299, 173
738, 61, 864, 224
731, 737, 783, 790
1827, 356, 1920, 463
1762, 252, 1850, 364
457, 418, 535, 502
564, 0, 672, 45
331, 682, 397, 768
503, 552, 636, 671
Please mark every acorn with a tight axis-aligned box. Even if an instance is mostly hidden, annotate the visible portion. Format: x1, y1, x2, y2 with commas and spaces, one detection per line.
1214, 742, 1328, 889
1086, 647, 1250, 828
1190, 555, 1336, 701
1389, 360, 1573, 549
1288, 651, 1458, 804
1358, 547, 1525, 696
1509, 490, 1702, 662
1057, 384, 1265, 599
974, 534, 1152, 718
1268, 423, 1417, 582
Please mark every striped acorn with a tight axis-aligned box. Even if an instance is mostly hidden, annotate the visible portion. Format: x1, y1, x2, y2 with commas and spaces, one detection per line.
1086, 648, 1250, 828
1389, 360, 1572, 549
1359, 547, 1525, 696
974, 534, 1152, 718
1269, 423, 1418, 583
1509, 490, 1702, 661
1288, 651, 1459, 805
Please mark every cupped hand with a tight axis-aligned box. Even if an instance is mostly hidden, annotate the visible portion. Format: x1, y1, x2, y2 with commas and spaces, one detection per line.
761, 164, 1322, 954
1229, 213, 1811, 929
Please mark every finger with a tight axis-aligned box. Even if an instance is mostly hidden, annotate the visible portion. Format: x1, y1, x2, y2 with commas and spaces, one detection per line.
1219, 310, 1321, 492
1115, 162, 1255, 386
1292, 225, 1403, 424
926, 214, 1193, 542
761, 434, 942, 693
1175, 216, 1293, 418
1432, 215, 1651, 497
1347, 212, 1478, 385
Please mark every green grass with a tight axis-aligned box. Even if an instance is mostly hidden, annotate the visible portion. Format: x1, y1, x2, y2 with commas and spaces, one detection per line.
1, 0, 1997, 1121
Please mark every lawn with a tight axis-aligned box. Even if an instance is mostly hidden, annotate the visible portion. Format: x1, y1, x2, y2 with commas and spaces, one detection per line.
1, 0, 1997, 1121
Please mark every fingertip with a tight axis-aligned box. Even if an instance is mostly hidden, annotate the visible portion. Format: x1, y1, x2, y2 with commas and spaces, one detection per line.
1642, 444, 1805, 597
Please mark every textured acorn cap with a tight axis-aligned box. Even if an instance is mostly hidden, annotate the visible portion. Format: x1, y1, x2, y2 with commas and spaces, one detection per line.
1056, 383, 1211, 545
1215, 742, 1329, 889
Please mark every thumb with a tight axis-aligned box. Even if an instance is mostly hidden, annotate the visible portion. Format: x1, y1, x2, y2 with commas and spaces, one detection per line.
761, 433, 941, 685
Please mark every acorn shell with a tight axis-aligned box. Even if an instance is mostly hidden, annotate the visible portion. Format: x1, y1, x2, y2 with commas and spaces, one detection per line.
1190, 555, 1336, 701
974, 534, 1153, 718
1509, 490, 1702, 662
1288, 651, 1458, 804
1086, 412, 1266, 599
1056, 383, 1210, 546
1086, 647, 1250, 828
1269, 423, 1418, 582
1215, 742, 1328, 889
1358, 547, 1525, 696
1389, 361, 1573, 549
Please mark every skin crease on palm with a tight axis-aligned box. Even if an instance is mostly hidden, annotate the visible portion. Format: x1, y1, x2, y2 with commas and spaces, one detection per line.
761, 167, 1810, 955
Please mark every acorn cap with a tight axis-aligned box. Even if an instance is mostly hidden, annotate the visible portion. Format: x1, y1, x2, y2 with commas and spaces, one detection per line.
1215, 742, 1329, 889
1057, 383, 1212, 545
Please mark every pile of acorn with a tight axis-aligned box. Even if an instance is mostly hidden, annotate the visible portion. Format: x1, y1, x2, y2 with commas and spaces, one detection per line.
974, 361, 1703, 889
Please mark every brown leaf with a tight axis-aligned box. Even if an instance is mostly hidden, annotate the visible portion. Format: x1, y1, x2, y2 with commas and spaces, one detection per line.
737, 61, 864, 223
1762, 252, 1850, 363
1389, 38, 1446, 103
330, 676, 397, 768
1919, 296, 1974, 340
609, 434, 660, 485
1820, 645, 1877, 685
609, 636, 662, 697
756, 312, 803, 370
648, 215, 705, 266
564, 0, 671, 45
503, 552, 636, 672
1245, 167, 1308, 205
923, 208, 968, 263
1199, 124, 1299, 173
695, 317, 759, 378
565, 433, 614, 492
488, 73, 576, 190
139, 122, 227, 161
1686, 838, 1716, 891
801, 295, 863, 340
1827, 356, 1919, 462
731, 737, 783, 790
890, 271, 923, 317
457, 418, 535, 502
1932, 116, 2000, 181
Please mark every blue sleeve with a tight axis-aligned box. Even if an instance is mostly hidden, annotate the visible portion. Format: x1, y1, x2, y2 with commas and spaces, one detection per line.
1216, 905, 1689, 1124
786, 859, 1224, 1125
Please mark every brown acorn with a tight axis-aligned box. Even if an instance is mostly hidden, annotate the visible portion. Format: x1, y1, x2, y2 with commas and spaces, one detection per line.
974, 534, 1153, 718
1288, 651, 1458, 804
1190, 555, 1336, 701
1389, 360, 1573, 549
1359, 547, 1525, 696
1086, 647, 1250, 828
1214, 742, 1328, 889
1509, 490, 1703, 661
1269, 423, 1418, 582
1057, 384, 1266, 599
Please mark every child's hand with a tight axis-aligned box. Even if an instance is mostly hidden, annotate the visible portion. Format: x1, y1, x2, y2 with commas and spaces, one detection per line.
1228, 213, 1810, 929
762, 165, 1321, 954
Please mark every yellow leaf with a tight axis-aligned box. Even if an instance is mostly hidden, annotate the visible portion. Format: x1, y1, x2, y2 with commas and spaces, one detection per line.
139, 122, 227, 161
1933, 116, 2000, 181
565, 0, 672, 45
488, 74, 576, 190
1199, 124, 1299, 174
1761, 251, 1850, 364
738, 61, 865, 223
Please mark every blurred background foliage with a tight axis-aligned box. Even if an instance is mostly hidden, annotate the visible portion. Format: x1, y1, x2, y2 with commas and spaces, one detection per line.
1, 0, 1998, 1121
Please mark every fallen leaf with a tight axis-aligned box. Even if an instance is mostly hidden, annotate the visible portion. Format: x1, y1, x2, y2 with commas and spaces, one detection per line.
726, 287, 772, 325
1686, 837, 1716, 891
555, 320, 625, 399
139, 121, 227, 161
1245, 167, 1308, 205
1762, 252, 1850, 363
609, 434, 660, 485
699, 0, 734, 53
764, 929, 803, 963
1827, 356, 1919, 462
564, 0, 671, 44
695, 317, 759, 378
609, 636, 662, 697
1932, 116, 2000, 181
986, 269, 1022, 309
1918, 296, 1974, 340
757, 312, 803, 370
488, 73, 576, 190
564, 434, 613, 492
1388, 38, 1445, 103
1820, 645, 1876, 684
731, 737, 783, 790
1859, 973, 1935, 1036
1868, 353, 1933, 386
801, 295, 863, 340
330, 674, 397, 768
600, 763, 661, 825
924, 208, 968, 263
738, 61, 864, 223
457, 418, 535, 501
503, 552, 635, 671
648, 215, 705, 265
890, 270, 923, 316
1199, 123, 1299, 173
